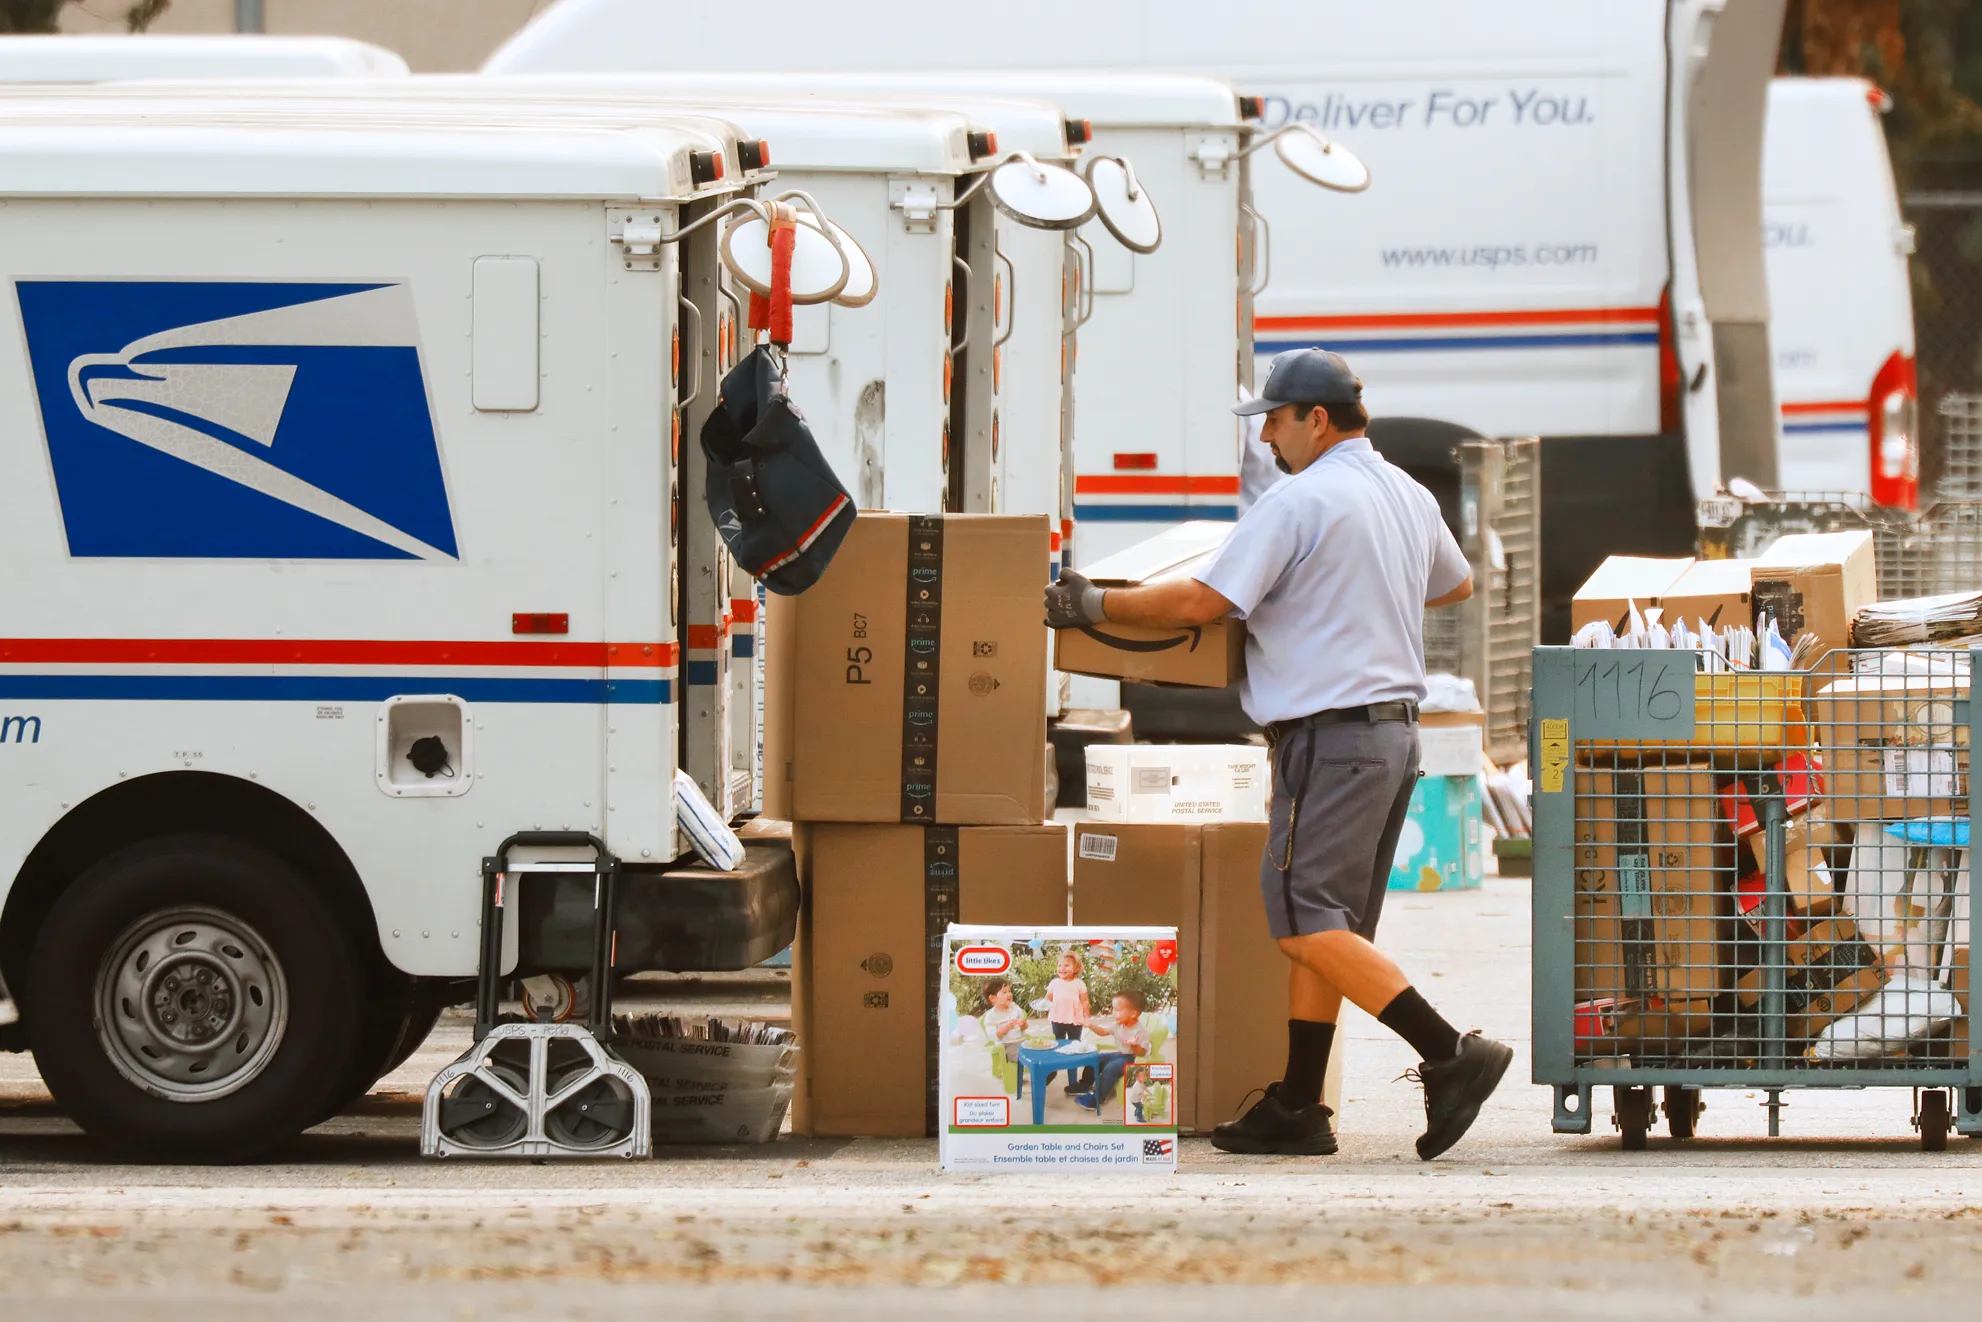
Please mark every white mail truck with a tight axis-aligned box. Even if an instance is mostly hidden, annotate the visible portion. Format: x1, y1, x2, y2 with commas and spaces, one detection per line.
1763, 76, 1918, 506
0, 32, 408, 80
0, 103, 820, 1157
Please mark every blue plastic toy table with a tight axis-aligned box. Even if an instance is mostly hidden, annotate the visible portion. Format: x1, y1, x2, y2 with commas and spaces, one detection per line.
1017, 1043, 1101, 1125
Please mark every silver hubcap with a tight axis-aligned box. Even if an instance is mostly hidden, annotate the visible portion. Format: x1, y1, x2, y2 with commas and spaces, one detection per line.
94, 906, 288, 1102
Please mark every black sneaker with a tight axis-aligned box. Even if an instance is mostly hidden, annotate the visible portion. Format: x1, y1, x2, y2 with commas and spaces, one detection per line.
1413, 1031, 1512, 1161
1208, 1083, 1337, 1156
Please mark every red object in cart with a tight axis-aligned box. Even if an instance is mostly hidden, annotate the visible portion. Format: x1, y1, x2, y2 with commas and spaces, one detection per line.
1719, 752, 1824, 836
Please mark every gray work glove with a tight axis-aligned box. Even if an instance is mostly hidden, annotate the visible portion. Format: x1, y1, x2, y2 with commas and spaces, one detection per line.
1044, 569, 1108, 629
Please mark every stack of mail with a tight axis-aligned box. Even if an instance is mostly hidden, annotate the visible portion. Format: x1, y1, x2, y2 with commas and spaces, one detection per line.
1849, 591, 1982, 648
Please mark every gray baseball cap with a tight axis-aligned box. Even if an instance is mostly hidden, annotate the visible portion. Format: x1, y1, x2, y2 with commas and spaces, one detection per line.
1233, 349, 1363, 415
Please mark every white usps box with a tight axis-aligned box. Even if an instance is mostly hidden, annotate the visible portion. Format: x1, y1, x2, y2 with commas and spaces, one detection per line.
1085, 744, 1268, 822
940, 924, 1181, 1173
1417, 712, 1486, 778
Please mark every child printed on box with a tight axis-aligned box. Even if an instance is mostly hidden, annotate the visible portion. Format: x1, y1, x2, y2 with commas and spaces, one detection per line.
981, 979, 1026, 1058
1046, 951, 1092, 1093
1077, 990, 1152, 1114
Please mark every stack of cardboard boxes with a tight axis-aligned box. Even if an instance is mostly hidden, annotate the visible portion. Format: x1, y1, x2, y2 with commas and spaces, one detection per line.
1568, 531, 1875, 664
768, 514, 1315, 1135
766, 514, 1065, 1136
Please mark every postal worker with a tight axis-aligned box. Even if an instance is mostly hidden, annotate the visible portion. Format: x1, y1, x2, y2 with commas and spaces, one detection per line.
1044, 348, 1511, 1160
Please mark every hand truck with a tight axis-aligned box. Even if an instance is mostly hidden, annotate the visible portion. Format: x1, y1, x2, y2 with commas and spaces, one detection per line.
422, 831, 650, 1159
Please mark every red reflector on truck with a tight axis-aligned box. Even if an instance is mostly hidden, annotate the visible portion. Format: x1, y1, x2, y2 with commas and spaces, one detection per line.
512, 613, 570, 635
1113, 452, 1158, 471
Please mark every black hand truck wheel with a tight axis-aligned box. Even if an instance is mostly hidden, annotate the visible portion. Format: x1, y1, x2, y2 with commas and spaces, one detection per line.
1614, 1085, 1653, 1151
1663, 1086, 1702, 1140
1918, 1089, 1950, 1153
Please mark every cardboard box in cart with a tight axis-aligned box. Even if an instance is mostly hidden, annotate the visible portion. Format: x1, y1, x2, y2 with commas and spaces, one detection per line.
1569, 556, 1694, 632
792, 821, 1068, 1137
1660, 557, 1756, 633
1053, 521, 1245, 688
1573, 765, 1730, 1003
770, 513, 1050, 825
940, 925, 1181, 1173
1749, 530, 1877, 660
1806, 673, 1970, 820
1732, 917, 1887, 1043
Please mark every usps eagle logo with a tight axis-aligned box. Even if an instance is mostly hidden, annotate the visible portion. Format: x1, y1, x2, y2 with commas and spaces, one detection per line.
16, 280, 456, 560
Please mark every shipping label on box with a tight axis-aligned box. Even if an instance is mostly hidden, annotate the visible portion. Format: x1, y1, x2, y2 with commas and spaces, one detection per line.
940, 924, 1181, 1172
1085, 744, 1268, 822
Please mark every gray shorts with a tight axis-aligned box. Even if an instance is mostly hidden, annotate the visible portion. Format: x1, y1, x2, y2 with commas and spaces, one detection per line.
1259, 717, 1420, 940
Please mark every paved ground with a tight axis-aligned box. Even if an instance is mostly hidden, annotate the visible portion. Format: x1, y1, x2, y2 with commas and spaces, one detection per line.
3, 875, 1979, 1318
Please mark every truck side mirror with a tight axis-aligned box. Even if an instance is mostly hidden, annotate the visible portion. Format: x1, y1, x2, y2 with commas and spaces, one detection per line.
720, 213, 851, 305
1268, 124, 1371, 193
1084, 155, 1162, 254
810, 218, 877, 308
983, 153, 1097, 231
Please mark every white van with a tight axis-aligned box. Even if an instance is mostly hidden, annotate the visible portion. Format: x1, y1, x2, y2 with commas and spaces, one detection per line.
492, 0, 1785, 641
0, 33, 408, 80
1763, 76, 1918, 508
0, 100, 818, 1157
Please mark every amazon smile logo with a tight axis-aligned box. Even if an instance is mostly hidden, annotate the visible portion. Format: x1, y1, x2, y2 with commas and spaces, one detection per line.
18, 280, 456, 561
1077, 625, 1203, 653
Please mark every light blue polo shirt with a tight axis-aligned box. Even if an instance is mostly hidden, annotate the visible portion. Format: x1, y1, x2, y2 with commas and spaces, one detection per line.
1194, 437, 1469, 726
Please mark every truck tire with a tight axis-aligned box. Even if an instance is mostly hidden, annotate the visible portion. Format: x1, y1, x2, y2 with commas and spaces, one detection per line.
315, 981, 455, 1124
26, 834, 363, 1161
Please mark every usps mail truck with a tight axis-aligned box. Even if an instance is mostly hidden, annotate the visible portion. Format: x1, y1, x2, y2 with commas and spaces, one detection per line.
0, 106, 816, 1157
494, 0, 1787, 641
1762, 76, 1918, 506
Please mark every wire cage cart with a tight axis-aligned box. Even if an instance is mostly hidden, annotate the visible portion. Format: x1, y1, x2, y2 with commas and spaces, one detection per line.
1696, 395, 1982, 601
1531, 646, 1978, 1150
1422, 436, 1540, 765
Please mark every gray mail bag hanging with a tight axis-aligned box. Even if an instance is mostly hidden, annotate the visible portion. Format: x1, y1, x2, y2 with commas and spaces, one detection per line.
699, 346, 856, 595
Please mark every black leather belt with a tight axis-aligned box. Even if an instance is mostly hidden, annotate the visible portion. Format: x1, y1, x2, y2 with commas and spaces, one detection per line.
1265, 701, 1418, 747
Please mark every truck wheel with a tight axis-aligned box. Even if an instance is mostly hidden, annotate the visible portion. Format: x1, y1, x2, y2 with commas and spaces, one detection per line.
26, 834, 362, 1161
316, 981, 456, 1124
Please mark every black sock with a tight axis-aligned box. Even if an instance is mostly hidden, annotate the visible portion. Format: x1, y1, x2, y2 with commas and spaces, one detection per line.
1281, 1019, 1335, 1109
1378, 987, 1461, 1063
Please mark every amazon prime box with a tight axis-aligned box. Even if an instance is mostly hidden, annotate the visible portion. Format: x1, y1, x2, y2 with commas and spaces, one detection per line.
1053, 522, 1245, 688
940, 924, 1180, 1173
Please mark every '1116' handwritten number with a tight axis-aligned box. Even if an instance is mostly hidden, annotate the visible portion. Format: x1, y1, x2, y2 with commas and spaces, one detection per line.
1574, 655, 1686, 732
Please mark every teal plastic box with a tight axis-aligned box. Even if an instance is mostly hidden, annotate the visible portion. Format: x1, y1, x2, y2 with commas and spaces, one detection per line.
1388, 774, 1484, 892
